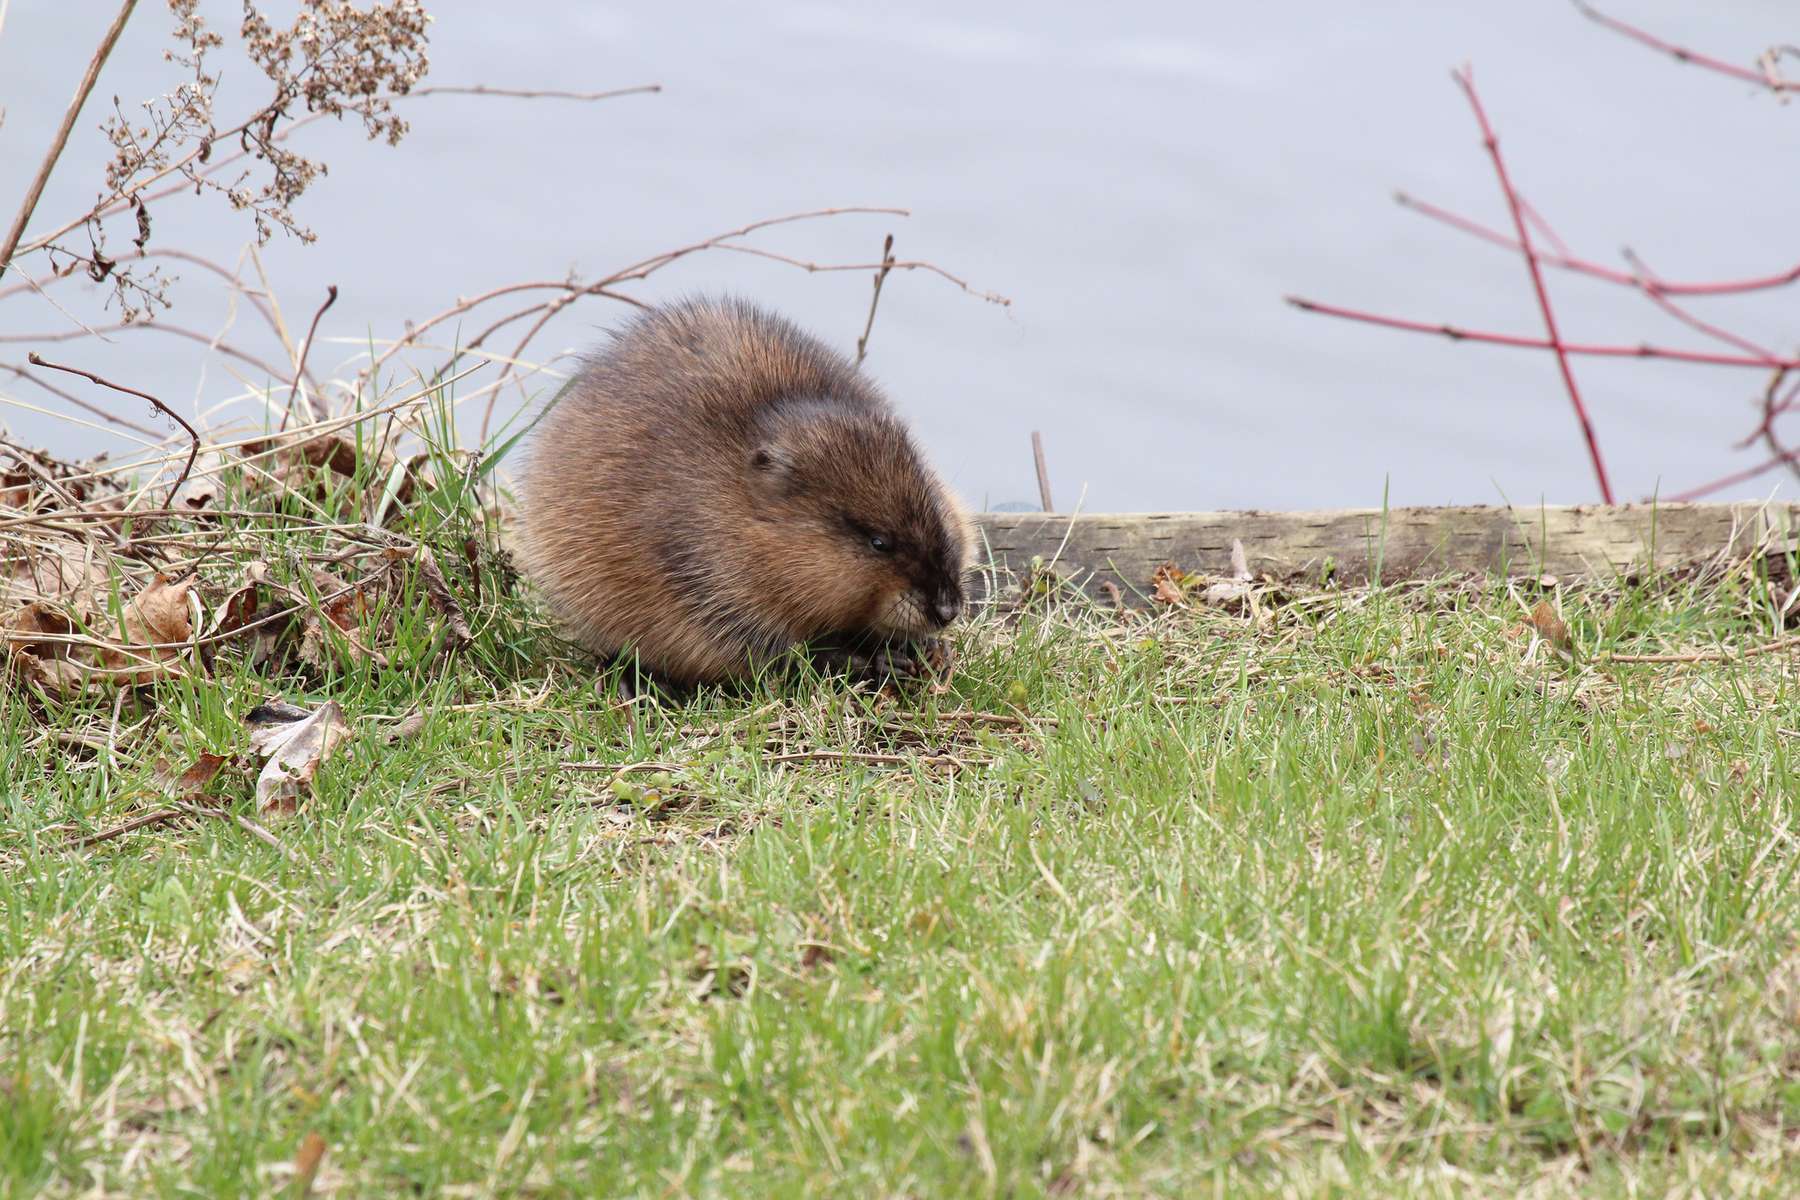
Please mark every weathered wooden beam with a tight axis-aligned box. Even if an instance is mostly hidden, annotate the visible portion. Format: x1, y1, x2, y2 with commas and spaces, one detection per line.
972, 503, 1798, 604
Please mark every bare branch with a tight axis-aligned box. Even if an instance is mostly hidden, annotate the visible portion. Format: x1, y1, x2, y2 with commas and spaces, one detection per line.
411, 83, 661, 102
0, 319, 295, 383
853, 233, 896, 367
27, 352, 198, 506
0, 361, 162, 438
0, 0, 139, 282
281, 284, 338, 428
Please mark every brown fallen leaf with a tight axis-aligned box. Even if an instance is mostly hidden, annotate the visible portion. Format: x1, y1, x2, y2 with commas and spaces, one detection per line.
99, 574, 195, 684
3, 532, 110, 612
1150, 562, 1189, 606
155, 751, 229, 797
0, 466, 29, 509
3, 601, 88, 693
240, 433, 422, 519
1530, 599, 1574, 658
292, 1131, 327, 1197
298, 568, 389, 669
245, 700, 351, 816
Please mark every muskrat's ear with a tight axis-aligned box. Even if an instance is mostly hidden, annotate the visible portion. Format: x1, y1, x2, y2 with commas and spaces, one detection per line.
749, 444, 798, 493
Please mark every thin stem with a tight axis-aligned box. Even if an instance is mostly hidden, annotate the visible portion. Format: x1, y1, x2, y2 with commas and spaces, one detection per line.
1284, 297, 1800, 369
1453, 66, 1612, 502
410, 83, 661, 102
1396, 192, 1800, 297
1665, 445, 1800, 502
1031, 431, 1055, 512
0, 0, 139, 282
27, 352, 199, 507
0, 361, 162, 438
854, 233, 896, 368
1572, 1, 1795, 93
1620, 249, 1779, 361
281, 284, 338, 429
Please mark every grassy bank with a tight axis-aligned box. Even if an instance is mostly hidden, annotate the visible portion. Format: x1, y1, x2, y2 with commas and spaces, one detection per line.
3, 420, 1798, 1196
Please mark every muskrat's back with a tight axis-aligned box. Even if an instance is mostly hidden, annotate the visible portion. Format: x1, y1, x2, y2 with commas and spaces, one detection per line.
516, 297, 971, 684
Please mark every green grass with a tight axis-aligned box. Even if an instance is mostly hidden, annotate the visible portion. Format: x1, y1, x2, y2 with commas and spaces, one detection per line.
3, 424, 1799, 1196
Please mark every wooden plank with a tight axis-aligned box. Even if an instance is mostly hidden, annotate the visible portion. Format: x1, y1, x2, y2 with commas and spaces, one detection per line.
971, 503, 1799, 604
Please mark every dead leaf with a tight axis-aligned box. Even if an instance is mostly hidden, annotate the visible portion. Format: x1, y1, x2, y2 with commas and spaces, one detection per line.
1228, 537, 1252, 582
3, 601, 87, 693
1530, 600, 1574, 658
240, 434, 421, 520
4, 534, 110, 611
298, 569, 389, 669
155, 751, 229, 798
245, 700, 351, 816
1151, 563, 1188, 606
293, 1131, 327, 1197
0, 467, 29, 509
99, 574, 194, 684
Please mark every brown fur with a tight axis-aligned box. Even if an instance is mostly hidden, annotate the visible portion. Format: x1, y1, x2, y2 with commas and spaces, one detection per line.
515, 296, 974, 684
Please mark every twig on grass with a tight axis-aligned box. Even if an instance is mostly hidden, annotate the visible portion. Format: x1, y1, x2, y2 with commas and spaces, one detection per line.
1602, 634, 1799, 665
74, 806, 184, 848
764, 750, 986, 769
171, 799, 296, 860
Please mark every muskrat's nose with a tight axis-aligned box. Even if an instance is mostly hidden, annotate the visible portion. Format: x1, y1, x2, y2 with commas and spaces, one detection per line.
931, 592, 963, 628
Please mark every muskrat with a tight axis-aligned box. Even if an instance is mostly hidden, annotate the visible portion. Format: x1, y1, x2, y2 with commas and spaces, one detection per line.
515, 296, 973, 686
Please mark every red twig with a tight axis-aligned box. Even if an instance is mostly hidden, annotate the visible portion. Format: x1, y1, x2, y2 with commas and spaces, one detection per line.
1666, 445, 1800, 502
1284, 297, 1800, 370
1620, 249, 1779, 362
1452, 66, 1611, 502
1396, 193, 1800, 297
1734, 369, 1800, 488
1572, 1, 1797, 93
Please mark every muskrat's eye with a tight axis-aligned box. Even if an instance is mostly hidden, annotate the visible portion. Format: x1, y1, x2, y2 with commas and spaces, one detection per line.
868, 534, 893, 554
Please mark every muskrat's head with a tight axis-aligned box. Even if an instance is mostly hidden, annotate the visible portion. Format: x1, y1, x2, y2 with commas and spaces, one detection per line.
748, 399, 972, 640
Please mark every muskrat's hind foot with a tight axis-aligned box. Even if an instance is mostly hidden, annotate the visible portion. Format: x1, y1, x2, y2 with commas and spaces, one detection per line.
806, 634, 954, 684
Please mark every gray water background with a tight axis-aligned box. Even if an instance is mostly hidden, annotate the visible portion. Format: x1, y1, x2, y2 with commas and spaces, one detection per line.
2, 1, 1796, 511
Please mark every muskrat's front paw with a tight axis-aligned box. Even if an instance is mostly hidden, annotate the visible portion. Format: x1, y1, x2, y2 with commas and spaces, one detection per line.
906, 636, 955, 678
808, 636, 953, 684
